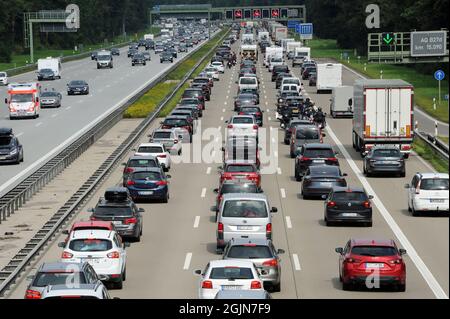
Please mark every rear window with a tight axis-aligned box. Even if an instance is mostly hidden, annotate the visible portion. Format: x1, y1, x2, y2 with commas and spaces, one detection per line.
225, 165, 256, 173
351, 246, 397, 257
223, 200, 268, 218
303, 148, 334, 158
210, 267, 254, 280
132, 172, 161, 180
227, 246, 273, 259
164, 119, 188, 127
128, 159, 157, 168
232, 117, 254, 124
296, 127, 320, 139
69, 239, 112, 252
241, 107, 260, 113
153, 132, 172, 139
373, 149, 400, 157
33, 272, 87, 287
138, 146, 163, 153
221, 184, 259, 194
310, 166, 340, 177
94, 206, 133, 217
183, 91, 200, 97
332, 192, 368, 202
420, 178, 449, 190
180, 99, 199, 105
0, 137, 12, 146
240, 78, 257, 85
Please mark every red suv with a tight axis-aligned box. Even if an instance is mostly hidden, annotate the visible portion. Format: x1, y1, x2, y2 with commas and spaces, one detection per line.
335, 238, 407, 291
219, 162, 261, 187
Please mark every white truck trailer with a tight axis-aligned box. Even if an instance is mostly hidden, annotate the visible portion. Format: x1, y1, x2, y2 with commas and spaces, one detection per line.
330, 86, 354, 118
316, 63, 342, 93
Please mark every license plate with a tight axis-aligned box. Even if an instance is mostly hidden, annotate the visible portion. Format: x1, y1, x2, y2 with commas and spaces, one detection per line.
221, 285, 242, 290
237, 226, 253, 230
83, 258, 101, 264
314, 160, 325, 164
321, 183, 332, 187
382, 161, 397, 165
342, 213, 358, 217
366, 263, 384, 268
112, 221, 122, 225
139, 191, 154, 195
234, 175, 246, 179
430, 199, 445, 203
0, 156, 6, 160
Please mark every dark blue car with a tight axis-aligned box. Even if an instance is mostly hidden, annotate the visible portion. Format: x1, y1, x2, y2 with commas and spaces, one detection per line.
125, 168, 171, 203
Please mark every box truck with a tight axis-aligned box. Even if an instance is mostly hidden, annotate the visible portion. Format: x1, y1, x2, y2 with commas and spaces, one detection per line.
286, 41, 302, 54
330, 86, 354, 118
264, 47, 283, 67
258, 31, 269, 42
281, 38, 295, 52
352, 79, 414, 157
316, 63, 342, 93
37, 57, 62, 80
275, 27, 288, 42
292, 47, 311, 67
144, 34, 154, 40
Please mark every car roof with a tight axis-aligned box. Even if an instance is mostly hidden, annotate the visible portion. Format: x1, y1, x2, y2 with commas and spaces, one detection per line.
153, 129, 174, 133
128, 155, 157, 161
72, 221, 113, 229
215, 290, 269, 299
304, 143, 332, 149
69, 229, 114, 239
228, 238, 271, 246
232, 115, 254, 119
350, 238, 396, 247
208, 259, 256, 267
332, 186, 366, 193
310, 165, 340, 173
418, 172, 449, 179
39, 262, 86, 272
42, 284, 101, 297
138, 142, 164, 148
224, 160, 256, 166
222, 193, 267, 200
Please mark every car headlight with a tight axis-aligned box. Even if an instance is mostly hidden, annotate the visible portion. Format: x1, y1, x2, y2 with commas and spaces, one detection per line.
9, 148, 18, 155
279, 99, 283, 103
83, 87, 88, 91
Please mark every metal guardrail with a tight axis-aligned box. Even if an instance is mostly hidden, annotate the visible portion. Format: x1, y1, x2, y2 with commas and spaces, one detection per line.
414, 130, 449, 161
0, 29, 229, 297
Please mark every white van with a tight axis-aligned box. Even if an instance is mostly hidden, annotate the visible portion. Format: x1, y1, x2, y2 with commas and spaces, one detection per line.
238, 76, 258, 91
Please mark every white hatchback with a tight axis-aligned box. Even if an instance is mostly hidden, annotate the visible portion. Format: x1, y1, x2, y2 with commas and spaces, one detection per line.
195, 260, 263, 299
210, 61, 225, 73
204, 67, 220, 80
59, 229, 128, 289
226, 115, 259, 140
135, 142, 171, 171
405, 172, 449, 216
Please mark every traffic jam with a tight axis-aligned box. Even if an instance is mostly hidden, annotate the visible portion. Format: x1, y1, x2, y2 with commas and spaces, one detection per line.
15, 20, 449, 300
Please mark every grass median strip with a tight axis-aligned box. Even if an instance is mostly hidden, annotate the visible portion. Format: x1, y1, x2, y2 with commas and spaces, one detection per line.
123, 29, 228, 119
413, 138, 448, 173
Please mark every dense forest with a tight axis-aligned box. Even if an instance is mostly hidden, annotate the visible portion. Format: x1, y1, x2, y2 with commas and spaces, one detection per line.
0, 0, 448, 62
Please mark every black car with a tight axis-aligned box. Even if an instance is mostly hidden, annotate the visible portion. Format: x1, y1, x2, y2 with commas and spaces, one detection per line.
91, 51, 98, 60
122, 155, 161, 186
160, 52, 174, 63
132, 53, 146, 66
67, 80, 89, 95
309, 73, 317, 86
324, 186, 373, 227
127, 48, 138, 58
89, 187, 144, 242
302, 66, 317, 80
239, 68, 256, 78
213, 180, 262, 217
239, 106, 264, 127
145, 40, 155, 50
272, 65, 290, 82
168, 48, 178, 59
301, 165, 348, 199
190, 83, 210, 101
295, 143, 339, 181
37, 68, 57, 81
284, 119, 312, 145
0, 128, 24, 165
239, 88, 260, 104
160, 116, 193, 141
111, 48, 120, 56
182, 88, 205, 108
363, 145, 406, 177
234, 93, 257, 112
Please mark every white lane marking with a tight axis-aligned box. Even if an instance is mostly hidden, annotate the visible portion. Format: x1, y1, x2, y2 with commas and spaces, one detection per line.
264, 96, 267, 99
265, 101, 268, 106
280, 188, 286, 198
220, 116, 224, 121
268, 117, 272, 121
277, 167, 282, 175
224, 101, 227, 105
293, 254, 301, 271
226, 96, 229, 99
222, 108, 226, 113
325, 125, 448, 299
51, 114, 57, 118
285, 216, 292, 229
35, 122, 42, 127
274, 151, 278, 158
206, 167, 212, 175
201, 187, 207, 198
66, 106, 71, 110
227, 90, 230, 94
193, 216, 200, 228
267, 108, 270, 112
183, 253, 193, 270
272, 137, 276, 143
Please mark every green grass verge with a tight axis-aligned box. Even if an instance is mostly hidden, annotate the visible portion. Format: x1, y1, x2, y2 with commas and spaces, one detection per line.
412, 138, 449, 173
300, 37, 449, 124
123, 28, 228, 119
438, 136, 449, 144
0, 27, 161, 71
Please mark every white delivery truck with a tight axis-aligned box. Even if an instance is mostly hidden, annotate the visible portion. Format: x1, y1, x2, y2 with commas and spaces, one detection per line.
316, 63, 342, 93
264, 47, 283, 67
292, 47, 311, 67
242, 33, 254, 44
6, 82, 42, 119
275, 27, 288, 43
144, 34, 154, 40
286, 41, 302, 56
352, 79, 414, 157
37, 57, 62, 79
330, 86, 354, 118
241, 44, 258, 61
281, 38, 295, 52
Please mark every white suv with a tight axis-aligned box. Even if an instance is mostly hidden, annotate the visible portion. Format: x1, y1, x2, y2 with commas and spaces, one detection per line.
135, 143, 171, 171
0, 72, 8, 85
59, 229, 129, 289
210, 61, 225, 73
226, 115, 259, 140
405, 172, 449, 216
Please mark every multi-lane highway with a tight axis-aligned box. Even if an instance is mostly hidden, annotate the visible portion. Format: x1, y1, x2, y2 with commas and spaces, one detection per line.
5, 37, 448, 299
0, 34, 214, 197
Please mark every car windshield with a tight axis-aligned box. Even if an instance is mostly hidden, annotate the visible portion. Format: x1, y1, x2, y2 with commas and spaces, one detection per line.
332, 192, 368, 202
11, 94, 33, 103
227, 246, 273, 259
373, 149, 400, 157
351, 246, 398, 257
225, 165, 256, 173
180, 99, 199, 105
41, 92, 58, 97
232, 117, 254, 124
221, 184, 258, 194
153, 132, 172, 139
296, 128, 320, 139
210, 267, 254, 280
164, 119, 188, 126
194, 79, 209, 84
223, 200, 267, 218
271, 58, 282, 62
0, 137, 12, 146
94, 206, 133, 217
40, 69, 53, 73
0, 72, 6, 77
240, 78, 257, 85
33, 272, 87, 287
70, 81, 85, 86
310, 166, 340, 177
138, 146, 164, 153
69, 239, 112, 252
183, 91, 200, 97
97, 55, 110, 60
132, 172, 161, 181
420, 178, 449, 190
303, 148, 334, 158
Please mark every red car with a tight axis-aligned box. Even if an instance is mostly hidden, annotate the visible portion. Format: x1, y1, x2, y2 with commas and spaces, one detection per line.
219, 162, 261, 187
335, 238, 407, 291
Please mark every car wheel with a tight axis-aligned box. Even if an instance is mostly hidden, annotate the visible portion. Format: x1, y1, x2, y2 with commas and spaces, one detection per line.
403, 154, 409, 159
162, 193, 169, 203
342, 282, 353, 291
114, 277, 123, 289
397, 283, 406, 292
365, 221, 373, 227
295, 170, 302, 182
20, 152, 24, 162
400, 171, 406, 178
290, 151, 295, 159
325, 218, 333, 227
178, 149, 182, 156
412, 205, 419, 217
271, 282, 281, 292
123, 268, 126, 281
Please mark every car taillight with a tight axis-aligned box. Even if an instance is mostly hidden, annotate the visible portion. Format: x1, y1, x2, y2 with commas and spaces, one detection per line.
255, 112, 261, 116
250, 281, 262, 289
124, 217, 137, 225
227, 124, 233, 128
327, 157, 338, 162
262, 259, 278, 267
300, 157, 311, 162
127, 180, 135, 186
402, 145, 411, 151
156, 180, 168, 186
389, 259, 402, 264
125, 167, 134, 174
25, 289, 41, 299
363, 201, 371, 208
107, 251, 120, 258
327, 201, 336, 208
253, 125, 259, 130
344, 258, 361, 263
239, 112, 244, 115
218, 222, 224, 232
202, 280, 213, 289
266, 223, 272, 235
158, 154, 167, 158
61, 251, 73, 259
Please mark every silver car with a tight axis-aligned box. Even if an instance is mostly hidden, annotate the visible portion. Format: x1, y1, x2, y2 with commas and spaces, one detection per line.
40, 283, 112, 299
223, 238, 284, 292
215, 289, 272, 299
149, 129, 183, 155
40, 90, 62, 108
216, 193, 278, 253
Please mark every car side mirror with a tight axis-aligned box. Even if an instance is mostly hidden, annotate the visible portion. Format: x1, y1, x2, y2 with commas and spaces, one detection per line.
217, 166, 223, 170
98, 274, 109, 281
88, 208, 94, 212
194, 269, 202, 276
399, 249, 407, 255
138, 208, 145, 213
335, 247, 344, 254
221, 147, 225, 152
348, 98, 353, 106
321, 195, 327, 199
277, 249, 285, 254
213, 188, 219, 194
124, 242, 131, 248
57, 242, 65, 248
113, 297, 121, 300
166, 175, 172, 179
322, 133, 326, 137
404, 184, 410, 189
343, 173, 348, 177
121, 163, 127, 166
368, 195, 374, 199
62, 230, 69, 235
4, 98, 7, 104
270, 207, 278, 213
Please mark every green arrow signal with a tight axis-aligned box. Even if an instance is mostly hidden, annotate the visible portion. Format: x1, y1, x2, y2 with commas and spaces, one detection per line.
383, 33, 394, 44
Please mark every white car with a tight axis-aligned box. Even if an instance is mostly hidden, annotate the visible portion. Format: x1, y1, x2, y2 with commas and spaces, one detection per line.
195, 260, 263, 299
204, 67, 219, 81
238, 76, 258, 91
40, 283, 112, 299
149, 129, 183, 155
405, 172, 449, 216
0, 72, 8, 85
59, 229, 129, 289
135, 142, 171, 171
226, 115, 259, 140
210, 61, 225, 73
269, 57, 283, 72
